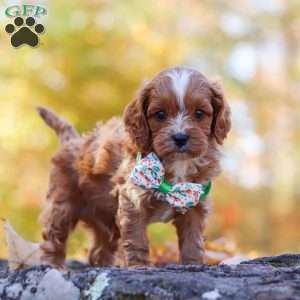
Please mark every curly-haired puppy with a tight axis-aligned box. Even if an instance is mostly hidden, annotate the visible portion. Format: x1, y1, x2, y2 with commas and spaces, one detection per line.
38, 67, 231, 268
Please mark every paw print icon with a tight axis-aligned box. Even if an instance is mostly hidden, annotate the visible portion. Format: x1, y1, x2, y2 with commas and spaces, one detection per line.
5, 16, 45, 48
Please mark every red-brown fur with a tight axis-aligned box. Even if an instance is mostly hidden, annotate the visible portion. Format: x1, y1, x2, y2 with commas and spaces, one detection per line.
38, 67, 231, 267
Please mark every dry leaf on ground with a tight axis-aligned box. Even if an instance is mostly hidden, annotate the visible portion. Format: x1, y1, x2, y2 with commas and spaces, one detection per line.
3, 220, 41, 270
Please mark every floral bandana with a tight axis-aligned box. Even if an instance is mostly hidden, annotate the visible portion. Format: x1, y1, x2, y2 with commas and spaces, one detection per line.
130, 152, 211, 213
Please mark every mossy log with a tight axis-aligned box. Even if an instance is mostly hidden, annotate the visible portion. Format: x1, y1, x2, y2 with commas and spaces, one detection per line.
1, 254, 300, 300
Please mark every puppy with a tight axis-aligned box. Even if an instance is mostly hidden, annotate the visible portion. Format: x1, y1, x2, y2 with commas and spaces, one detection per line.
38, 67, 231, 268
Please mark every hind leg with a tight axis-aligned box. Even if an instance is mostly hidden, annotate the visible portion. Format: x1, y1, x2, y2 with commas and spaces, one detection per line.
40, 163, 80, 267
87, 220, 119, 266
40, 201, 78, 267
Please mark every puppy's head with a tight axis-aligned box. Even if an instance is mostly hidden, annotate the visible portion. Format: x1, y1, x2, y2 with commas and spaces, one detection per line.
124, 67, 231, 160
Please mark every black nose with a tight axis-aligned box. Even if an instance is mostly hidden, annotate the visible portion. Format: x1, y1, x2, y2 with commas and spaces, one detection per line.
172, 133, 189, 148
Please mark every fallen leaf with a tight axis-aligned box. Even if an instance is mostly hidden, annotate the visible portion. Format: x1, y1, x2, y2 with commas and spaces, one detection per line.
3, 220, 41, 270
220, 255, 249, 265
205, 250, 231, 265
206, 238, 237, 254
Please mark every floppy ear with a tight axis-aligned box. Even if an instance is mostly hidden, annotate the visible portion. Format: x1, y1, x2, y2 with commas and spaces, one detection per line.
123, 82, 152, 153
210, 81, 231, 145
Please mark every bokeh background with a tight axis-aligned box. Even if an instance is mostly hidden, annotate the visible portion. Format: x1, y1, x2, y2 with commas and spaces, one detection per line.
1, 0, 300, 262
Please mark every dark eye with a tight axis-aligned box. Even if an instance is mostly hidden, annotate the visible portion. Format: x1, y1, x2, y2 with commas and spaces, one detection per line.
195, 110, 205, 120
154, 111, 167, 121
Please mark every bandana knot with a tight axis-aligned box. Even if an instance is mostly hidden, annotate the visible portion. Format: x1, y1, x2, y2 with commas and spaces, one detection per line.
130, 152, 211, 213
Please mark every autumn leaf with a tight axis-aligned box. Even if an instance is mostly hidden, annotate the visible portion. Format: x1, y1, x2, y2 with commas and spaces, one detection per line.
205, 250, 231, 265
3, 219, 41, 270
220, 255, 249, 265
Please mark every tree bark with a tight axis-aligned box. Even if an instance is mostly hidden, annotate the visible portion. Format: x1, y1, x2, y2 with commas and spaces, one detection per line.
1, 254, 300, 300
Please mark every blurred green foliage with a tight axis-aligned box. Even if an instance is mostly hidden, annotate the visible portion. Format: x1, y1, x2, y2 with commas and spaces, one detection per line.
1, 0, 300, 259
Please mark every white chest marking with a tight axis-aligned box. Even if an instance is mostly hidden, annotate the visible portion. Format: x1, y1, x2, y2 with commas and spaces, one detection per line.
170, 159, 191, 182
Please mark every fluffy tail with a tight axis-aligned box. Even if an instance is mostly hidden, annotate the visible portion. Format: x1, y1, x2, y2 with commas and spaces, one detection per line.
37, 106, 79, 144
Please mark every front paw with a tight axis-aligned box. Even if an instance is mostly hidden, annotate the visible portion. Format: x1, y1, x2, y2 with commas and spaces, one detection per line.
128, 263, 154, 270
126, 260, 153, 269
180, 257, 205, 265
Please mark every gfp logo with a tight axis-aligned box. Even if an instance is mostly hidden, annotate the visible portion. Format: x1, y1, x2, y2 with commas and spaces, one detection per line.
4, 5, 47, 48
